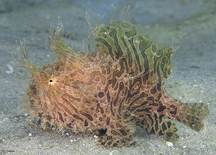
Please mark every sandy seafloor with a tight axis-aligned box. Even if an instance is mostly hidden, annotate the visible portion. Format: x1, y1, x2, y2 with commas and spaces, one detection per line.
0, 0, 216, 154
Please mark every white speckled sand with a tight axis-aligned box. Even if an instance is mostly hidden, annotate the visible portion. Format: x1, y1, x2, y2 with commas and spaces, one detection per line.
0, 0, 215, 154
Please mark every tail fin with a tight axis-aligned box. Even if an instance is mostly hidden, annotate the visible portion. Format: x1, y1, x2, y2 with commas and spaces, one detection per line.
177, 103, 209, 131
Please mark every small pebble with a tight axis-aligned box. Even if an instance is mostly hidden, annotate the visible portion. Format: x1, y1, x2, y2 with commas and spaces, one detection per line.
93, 135, 98, 139
28, 133, 32, 137
5, 64, 14, 74
166, 141, 173, 147
65, 133, 69, 137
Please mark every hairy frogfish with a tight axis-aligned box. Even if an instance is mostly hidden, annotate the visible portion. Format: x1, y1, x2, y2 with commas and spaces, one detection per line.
15, 9, 209, 147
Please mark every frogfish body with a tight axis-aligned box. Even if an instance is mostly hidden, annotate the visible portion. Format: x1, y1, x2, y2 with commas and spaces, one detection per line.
16, 13, 209, 147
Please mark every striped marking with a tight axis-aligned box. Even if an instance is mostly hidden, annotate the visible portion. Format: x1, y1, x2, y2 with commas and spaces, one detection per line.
95, 20, 173, 84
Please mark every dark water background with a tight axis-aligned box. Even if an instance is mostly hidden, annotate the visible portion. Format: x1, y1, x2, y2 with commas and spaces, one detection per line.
0, 0, 216, 154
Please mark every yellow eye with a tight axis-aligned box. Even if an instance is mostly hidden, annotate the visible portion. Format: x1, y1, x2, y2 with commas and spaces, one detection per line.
48, 77, 56, 85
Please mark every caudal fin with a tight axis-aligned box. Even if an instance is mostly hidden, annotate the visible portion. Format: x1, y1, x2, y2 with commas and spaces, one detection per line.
177, 103, 209, 131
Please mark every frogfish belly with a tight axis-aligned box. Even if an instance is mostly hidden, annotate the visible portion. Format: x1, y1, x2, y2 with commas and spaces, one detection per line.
15, 12, 209, 147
